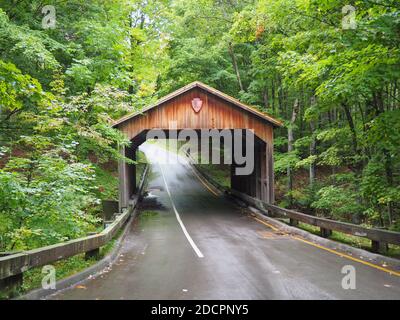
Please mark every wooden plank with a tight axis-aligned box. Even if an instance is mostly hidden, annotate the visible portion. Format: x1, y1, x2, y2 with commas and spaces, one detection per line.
0, 208, 133, 280
113, 81, 283, 128
118, 145, 128, 211
117, 87, 275, 145
230, 189, 400, 246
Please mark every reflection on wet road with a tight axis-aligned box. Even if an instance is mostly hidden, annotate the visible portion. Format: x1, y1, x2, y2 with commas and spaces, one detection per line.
50, 144, 400, 300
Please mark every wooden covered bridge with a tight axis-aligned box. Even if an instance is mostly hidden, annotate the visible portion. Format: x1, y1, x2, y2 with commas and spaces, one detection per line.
113, 81, 282, 210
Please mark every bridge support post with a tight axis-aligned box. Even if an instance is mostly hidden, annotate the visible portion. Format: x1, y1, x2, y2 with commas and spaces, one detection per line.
371, 240, 388, 254
230, 132, 275, 213
231, 130, 255, 198
258, 139, 274, 206
320, 228, 332, 238
85, 248, 100, 260
118, 145, 128, 212
118, 144, 137, 212
0, 273, 23, 298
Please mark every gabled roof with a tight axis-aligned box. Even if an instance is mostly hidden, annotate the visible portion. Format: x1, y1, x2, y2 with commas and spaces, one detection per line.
112, 81, 283, 127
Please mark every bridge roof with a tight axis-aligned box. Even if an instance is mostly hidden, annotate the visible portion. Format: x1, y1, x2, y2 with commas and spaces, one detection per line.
113, 81, 283, 128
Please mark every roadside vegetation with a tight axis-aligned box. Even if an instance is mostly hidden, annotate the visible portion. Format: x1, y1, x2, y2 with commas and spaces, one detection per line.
0, 0, 399, 295
157, 0, 400, 233
0, 150, 147, 300
0, 1, 161, 252
0, 228, 121, 299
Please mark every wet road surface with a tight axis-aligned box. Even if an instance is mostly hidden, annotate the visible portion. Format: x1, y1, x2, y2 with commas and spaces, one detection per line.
50, 144, 400, 300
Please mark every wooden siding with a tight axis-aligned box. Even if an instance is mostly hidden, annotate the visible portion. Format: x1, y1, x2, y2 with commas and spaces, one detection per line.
117, 87, 274, 144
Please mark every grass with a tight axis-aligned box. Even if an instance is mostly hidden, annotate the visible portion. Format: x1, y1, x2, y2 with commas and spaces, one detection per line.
140, 210, 159, 219
1, 148, 149, 300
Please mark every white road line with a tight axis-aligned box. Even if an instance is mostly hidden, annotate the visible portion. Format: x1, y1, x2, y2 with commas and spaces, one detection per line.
159, 164, 204, 258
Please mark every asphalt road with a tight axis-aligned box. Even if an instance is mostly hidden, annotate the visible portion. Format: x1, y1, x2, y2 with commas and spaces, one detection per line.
50, 143, 400, 300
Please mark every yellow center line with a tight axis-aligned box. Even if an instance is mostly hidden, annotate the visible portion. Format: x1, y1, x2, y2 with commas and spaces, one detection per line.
188, 156, 400, 277
253, 216, 400, 277
293, 236, 400, 277
190, 166, 220, 197
254, 217, 280, 232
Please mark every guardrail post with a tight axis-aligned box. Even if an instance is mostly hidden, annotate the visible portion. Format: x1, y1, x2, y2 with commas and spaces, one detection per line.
103, 220, 114, 229
371, 240, 388, 254
289, 218, 298, 227
85, 248, 100, 260
84, 232, 101, 260
320, 228, 332, 238
0, 252, 23, 297
266, 208, 276, 218
0, 273, 23, 298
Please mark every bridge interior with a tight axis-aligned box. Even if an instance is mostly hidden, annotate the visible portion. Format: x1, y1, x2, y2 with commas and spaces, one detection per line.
118, 130, 273, 212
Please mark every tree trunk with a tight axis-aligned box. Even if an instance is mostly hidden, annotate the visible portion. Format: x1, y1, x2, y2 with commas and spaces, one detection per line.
309, 97, 317, 187
383, 149, 394, 226
263, 88, 269, 110
287, 99, 299, 206
228, 42, 244, 92
271, 78, 275, 113
342, 102, 358, 155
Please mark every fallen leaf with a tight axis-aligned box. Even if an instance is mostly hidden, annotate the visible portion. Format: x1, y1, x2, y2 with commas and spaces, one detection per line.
76, 285, 87, 289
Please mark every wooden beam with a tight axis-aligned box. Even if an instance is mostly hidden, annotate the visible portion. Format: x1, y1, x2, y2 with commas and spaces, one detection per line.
231, 189, 400, 246
118, 145, 128, 212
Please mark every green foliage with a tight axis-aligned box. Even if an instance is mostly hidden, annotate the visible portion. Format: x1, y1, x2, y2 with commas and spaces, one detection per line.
0, 153, 101, 250
1, 0, 400, 256
274, 151, 300, 174
312, 185, 365, 221
0, 0, 166, 251
0, 60, 51, 119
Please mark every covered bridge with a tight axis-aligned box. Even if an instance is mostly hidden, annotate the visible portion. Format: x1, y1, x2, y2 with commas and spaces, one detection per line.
113, 81, 282, 210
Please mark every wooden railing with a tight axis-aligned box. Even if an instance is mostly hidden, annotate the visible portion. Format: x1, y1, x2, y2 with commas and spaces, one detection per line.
185, 154, 400, 256
0, 165, 148, 295
230, 189, 400, 254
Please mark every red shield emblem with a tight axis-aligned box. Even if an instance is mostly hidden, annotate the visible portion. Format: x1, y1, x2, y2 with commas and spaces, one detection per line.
191, 98, 203, 113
